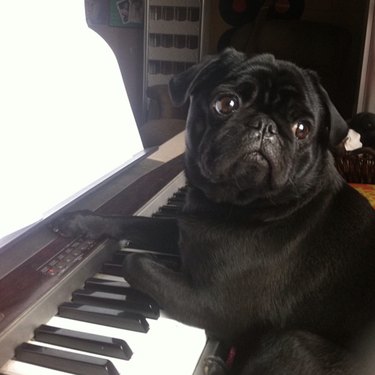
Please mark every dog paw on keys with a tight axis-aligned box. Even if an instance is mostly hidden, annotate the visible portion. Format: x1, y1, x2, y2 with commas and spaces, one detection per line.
122, 252, 180, 297
122, 252, 156, 282
50, 210, 105, 239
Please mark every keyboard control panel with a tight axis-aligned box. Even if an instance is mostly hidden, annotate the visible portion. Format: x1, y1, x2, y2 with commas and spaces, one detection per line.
38, 238, 99, 277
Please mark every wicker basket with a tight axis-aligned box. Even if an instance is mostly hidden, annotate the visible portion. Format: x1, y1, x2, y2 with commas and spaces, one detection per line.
335, 147, 375, 184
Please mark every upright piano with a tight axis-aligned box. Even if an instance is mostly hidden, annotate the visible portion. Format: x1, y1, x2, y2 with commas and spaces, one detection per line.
0, 134, 221, 375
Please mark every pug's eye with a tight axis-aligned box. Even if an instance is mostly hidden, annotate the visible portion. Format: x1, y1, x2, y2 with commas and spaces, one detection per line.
213, 95, 240, 115
292, 122, 309, 140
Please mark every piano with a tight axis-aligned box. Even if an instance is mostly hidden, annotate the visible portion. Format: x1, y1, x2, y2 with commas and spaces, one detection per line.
0, 135, 222, 375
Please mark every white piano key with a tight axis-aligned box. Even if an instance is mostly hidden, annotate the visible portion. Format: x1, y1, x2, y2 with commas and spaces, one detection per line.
1, 359, 74, 375
45, 315, 207, 375
93, 273, 129, 283
117, 247, 180, 257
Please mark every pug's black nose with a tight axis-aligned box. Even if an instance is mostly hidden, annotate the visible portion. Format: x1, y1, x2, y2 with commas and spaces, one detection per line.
249, 118, 278, 138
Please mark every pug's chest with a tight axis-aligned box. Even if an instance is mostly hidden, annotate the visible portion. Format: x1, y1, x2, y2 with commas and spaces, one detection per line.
178, 222, 294, 292
180, 238, 301, 334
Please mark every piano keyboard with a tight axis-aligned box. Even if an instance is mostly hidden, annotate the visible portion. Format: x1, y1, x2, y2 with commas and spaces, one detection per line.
0, 172, 219, 375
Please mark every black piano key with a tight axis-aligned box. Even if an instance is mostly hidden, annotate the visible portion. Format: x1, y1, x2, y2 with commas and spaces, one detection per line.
109, 250, 180, 271
84, 277, 155, 303
58, 302, 149, 333
169, 188, 186, 200
15, 342, 119, 375
34, 324, 133, 360
162, 202, 182, 210
166, 198, 184, 206
152, 211, 179, 218
168, 193, 185, 203
72, 289, 160, 319
112, 251, 131, 264
102, 262, 123, 276
112, 250, 179, 264
153, 205, 182, 217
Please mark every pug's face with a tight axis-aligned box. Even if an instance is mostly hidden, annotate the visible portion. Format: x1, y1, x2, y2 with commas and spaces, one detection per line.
169, 50, 347, 205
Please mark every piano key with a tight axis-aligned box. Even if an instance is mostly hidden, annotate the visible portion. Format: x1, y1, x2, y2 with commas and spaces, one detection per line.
84, 278, 158, 308
162, 200, 183, 209
84, 277, 154, 303
15, 342, 119, 375
111, 252, 128, 264
26, 339, 131, 373
117, 247, 180, 257
34, 325, 132, 360
93, 273, 128, 282
167, 188, 186, 202
152, 205, 181, 217
45, 315, 207, 375
166, 199, 185, 207
168, 194, 185, 203
47, 316, 149, 361
103, 249, 180, 276
1, 359, 74, 375
58, 302, 149, 333
114, 248, 179, 260
101, 263, 123, 277
71, 289, 160, 319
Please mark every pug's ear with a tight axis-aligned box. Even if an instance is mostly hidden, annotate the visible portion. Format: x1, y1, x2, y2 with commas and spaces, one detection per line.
168, 55, 219, 106
320, 86, 348, 147
308, 71, 348, 147
168, 48, 246, 106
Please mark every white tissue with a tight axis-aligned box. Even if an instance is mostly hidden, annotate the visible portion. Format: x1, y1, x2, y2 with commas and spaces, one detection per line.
344, 129, 363, 151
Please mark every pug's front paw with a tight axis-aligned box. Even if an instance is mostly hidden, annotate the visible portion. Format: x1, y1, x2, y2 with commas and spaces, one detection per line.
50, 210, 104, 239
122, 253, 156, 286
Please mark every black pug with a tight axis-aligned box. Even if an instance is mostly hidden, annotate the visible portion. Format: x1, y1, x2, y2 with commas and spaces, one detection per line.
52, 49, 375, 374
